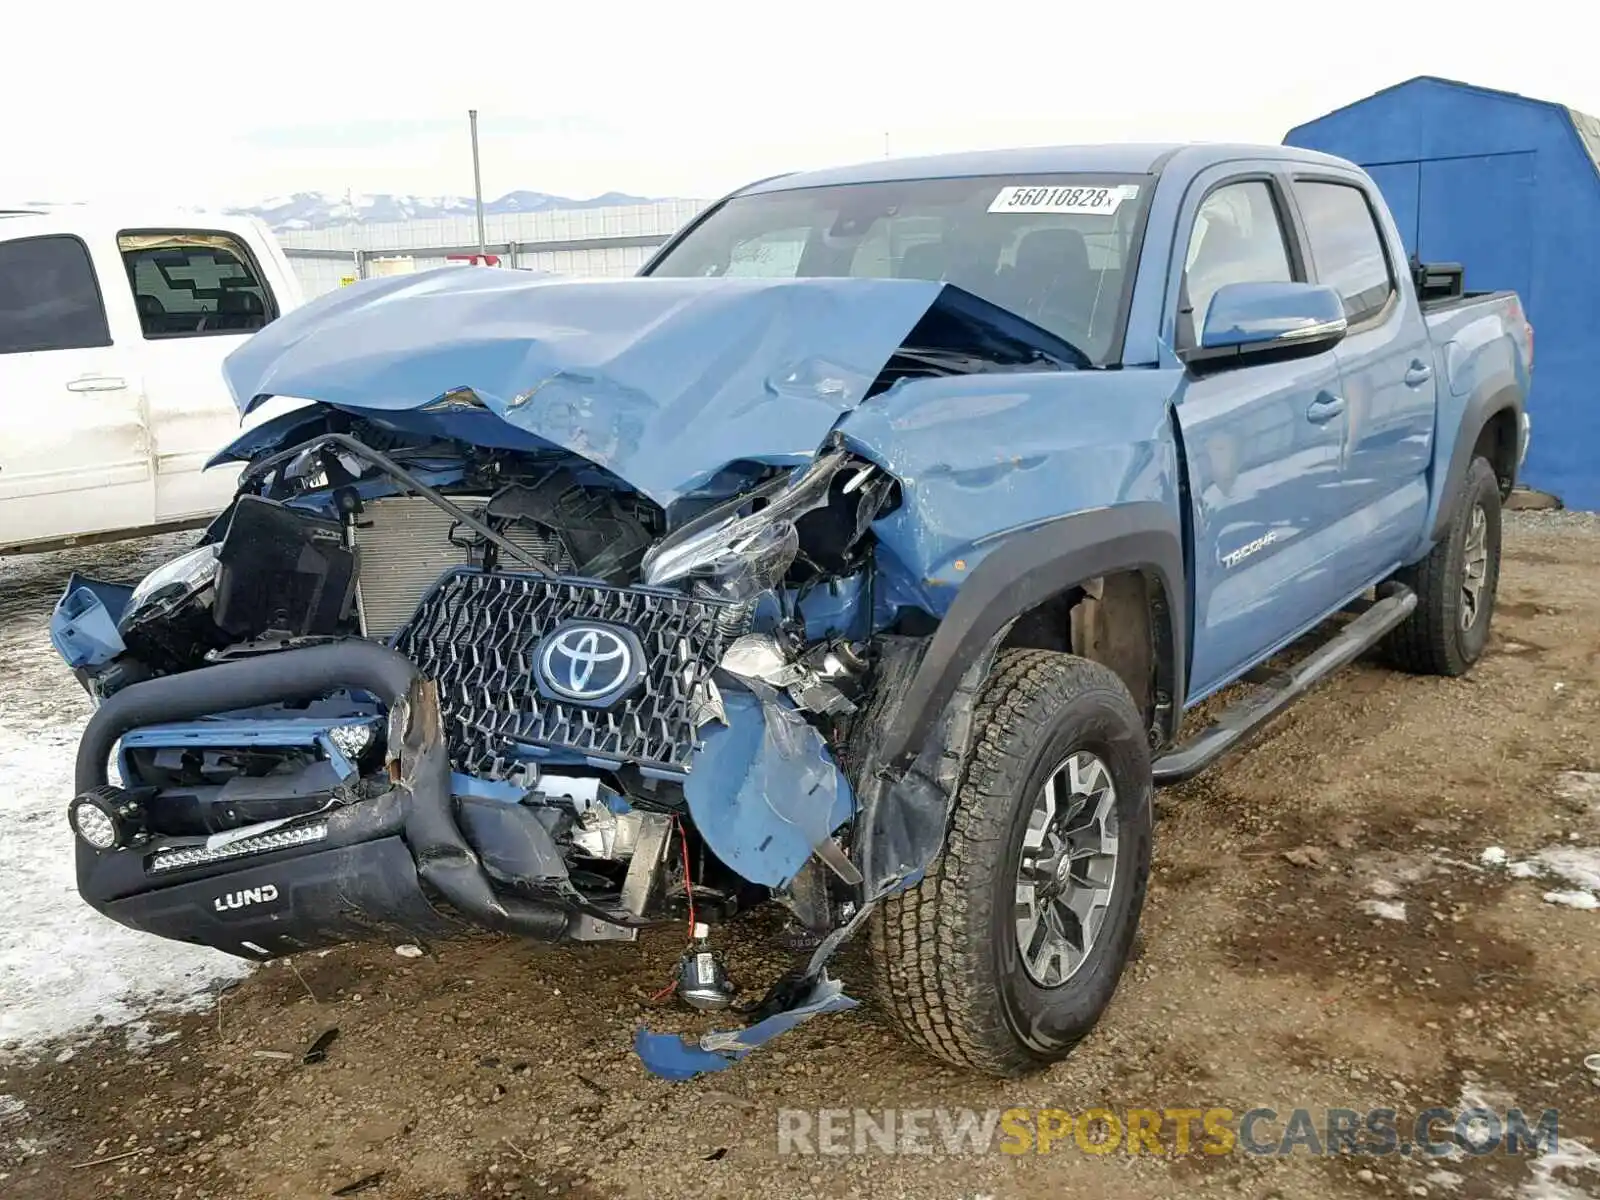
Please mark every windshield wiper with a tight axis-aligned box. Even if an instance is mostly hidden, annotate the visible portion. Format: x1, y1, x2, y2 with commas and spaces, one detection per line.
892, 343, 1090, 376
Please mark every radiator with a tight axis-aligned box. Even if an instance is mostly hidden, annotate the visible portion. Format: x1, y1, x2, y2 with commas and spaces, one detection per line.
353, 495, 567, 639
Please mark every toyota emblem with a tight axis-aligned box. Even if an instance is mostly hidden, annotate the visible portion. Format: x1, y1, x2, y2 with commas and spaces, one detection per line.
535, 622, 642, 705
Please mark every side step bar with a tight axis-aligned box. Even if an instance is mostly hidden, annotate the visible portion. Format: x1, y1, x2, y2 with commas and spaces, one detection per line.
1151, 584, 1417, 786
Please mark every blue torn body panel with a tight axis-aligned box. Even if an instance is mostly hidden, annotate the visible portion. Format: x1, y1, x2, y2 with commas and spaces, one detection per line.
634, 976, 859, 1080
50, 576, 132, 668
683, 689, 855, 889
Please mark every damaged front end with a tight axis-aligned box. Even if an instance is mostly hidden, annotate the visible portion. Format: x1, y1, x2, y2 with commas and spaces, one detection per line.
52, 271, 1086, 1075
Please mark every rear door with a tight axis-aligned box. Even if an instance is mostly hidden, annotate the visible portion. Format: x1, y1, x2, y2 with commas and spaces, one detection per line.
0, 228, 154, 550
1288, 176, 1436, 595
1170, 168, 1351, 701
114, 227, 283, 522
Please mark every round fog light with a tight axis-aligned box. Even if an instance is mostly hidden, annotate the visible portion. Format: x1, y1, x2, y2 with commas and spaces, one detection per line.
327, 722, 376, 763
68, 787, 145, 851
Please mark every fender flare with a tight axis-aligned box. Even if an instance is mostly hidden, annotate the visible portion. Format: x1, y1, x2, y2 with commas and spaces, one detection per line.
1429, 384, 1524, 543
877, 501, 1187, 774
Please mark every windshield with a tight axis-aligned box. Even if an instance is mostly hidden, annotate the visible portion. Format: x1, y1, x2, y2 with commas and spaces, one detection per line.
645, 173, 1153, 365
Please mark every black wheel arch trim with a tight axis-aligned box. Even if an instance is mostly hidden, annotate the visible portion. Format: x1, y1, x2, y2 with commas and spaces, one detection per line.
1430, 384, 1524, 543
877, 501, 1188, 775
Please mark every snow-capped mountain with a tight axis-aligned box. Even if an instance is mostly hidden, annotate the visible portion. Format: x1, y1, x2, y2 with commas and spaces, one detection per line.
231, 189, 657, 233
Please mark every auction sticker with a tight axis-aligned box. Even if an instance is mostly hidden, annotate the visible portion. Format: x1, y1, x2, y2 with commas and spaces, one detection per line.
988, 183, 1140, 215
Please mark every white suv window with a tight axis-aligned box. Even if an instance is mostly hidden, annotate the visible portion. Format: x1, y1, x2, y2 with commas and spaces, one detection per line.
118, 230, 277, 339
0, 235, 112, 355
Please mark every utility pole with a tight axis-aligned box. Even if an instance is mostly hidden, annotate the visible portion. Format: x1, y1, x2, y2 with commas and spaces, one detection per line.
469, 109, 487, 258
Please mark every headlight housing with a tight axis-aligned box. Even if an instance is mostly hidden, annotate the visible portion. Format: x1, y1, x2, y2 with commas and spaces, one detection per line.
118, 544, 220, 631
641, 450, 850, 602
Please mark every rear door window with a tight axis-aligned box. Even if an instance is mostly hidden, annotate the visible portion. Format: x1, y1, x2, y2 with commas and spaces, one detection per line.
118, 231, 277, 338
0, 235, 112, 354
1290, 182, 1395, 324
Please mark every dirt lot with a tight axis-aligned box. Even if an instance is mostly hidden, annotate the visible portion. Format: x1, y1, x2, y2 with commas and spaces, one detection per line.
2, 514, 1598, 1200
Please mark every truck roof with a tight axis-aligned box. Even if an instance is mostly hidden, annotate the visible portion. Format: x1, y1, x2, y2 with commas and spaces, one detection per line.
0, 203, 275, 242
739, 142, 1358, 195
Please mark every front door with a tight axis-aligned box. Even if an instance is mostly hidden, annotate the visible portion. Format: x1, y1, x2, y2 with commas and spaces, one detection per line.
1171, 173, 1351, 701
0, 231, 154, 551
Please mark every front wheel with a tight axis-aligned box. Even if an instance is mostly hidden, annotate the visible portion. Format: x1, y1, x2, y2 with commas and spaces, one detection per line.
868, 650, 1153, 1076
1383, 456, 1503, 676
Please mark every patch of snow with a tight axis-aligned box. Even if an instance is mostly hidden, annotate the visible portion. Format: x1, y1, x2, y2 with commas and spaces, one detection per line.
1534, 847, 1600, 892
123, 1020, 182, 1054
1488, 843, 1600, 910
1358, 899, 1407, 921
1554, 771, 1600, 809
1368, 878, 1402, 898
0, 1095, 24, 1123
0, 722, 250, 1060
1426, 1169, 1462, 1190
1481, 846, 1509, 866
1521, 1137, 1600, 1200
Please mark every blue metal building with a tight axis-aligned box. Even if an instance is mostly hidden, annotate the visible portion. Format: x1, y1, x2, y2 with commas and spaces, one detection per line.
1286, 76, 1600, 511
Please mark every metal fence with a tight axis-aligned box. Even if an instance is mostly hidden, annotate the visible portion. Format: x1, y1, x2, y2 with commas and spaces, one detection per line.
278, 199, 710, 296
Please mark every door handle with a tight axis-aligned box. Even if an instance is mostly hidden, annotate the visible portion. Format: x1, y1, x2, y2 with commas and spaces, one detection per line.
1404, 360, 1433, 387
65, 375, 127, 393
1306, 392, 1346, 424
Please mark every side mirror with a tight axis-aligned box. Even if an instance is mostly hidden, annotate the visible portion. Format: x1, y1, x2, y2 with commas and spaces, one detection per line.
1185, 281, 1347, 369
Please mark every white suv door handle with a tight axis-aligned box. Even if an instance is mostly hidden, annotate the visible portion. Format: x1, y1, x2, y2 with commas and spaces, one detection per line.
65, 375, 127, 393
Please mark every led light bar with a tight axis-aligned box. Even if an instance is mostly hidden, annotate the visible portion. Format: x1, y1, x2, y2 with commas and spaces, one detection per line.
148, 821, 328, 873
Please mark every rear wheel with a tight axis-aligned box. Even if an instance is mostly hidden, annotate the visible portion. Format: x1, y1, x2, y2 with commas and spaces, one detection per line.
868, 650, 1153, 1076
1383, 456, 1503, 676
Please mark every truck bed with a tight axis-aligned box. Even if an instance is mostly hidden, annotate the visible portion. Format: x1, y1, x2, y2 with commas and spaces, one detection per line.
1421, 290, 1524, 353
1420, 288, 1516, 316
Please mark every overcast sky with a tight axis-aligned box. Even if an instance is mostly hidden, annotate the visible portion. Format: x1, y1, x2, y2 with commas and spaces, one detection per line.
4, 0, 1595, 208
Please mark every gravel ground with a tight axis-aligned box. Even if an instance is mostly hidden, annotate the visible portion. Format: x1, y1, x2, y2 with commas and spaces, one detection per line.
2, 517, 1598, 1200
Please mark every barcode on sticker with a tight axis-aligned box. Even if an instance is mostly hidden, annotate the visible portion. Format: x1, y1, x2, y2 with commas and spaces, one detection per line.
988, 184, 1140, 215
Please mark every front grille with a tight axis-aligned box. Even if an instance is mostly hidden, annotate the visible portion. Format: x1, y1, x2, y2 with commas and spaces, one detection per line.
393, 570, 731, 776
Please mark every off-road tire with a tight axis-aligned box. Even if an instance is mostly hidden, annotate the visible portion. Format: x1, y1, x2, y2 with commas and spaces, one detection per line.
1383, 456, 1503, 676
867, 650, 1153, 1076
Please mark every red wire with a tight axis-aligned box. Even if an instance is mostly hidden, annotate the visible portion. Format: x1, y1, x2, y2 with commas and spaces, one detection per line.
648, 816, 698, 1004
677, 815, 696, 938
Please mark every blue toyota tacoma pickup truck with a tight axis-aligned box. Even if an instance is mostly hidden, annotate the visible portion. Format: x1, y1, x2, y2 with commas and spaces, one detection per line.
50, 142, 1531, 1079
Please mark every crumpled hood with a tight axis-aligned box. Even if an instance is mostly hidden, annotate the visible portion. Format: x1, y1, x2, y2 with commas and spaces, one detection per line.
222, 269, 948, 506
